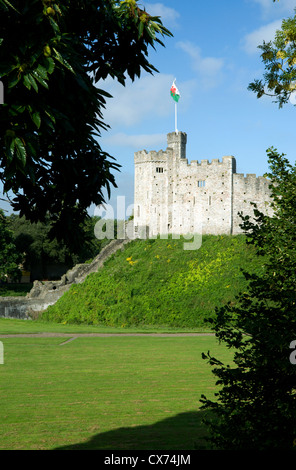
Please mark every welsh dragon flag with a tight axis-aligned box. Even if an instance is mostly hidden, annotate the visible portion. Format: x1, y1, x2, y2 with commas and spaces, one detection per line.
170, 80, 180, 103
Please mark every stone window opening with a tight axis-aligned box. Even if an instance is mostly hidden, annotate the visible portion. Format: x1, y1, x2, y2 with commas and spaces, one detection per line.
198, 180, 205, 188
156, 167, 164, 173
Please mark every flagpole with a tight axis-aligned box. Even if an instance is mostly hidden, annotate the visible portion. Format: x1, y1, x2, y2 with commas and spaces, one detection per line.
175, 101, 178, 134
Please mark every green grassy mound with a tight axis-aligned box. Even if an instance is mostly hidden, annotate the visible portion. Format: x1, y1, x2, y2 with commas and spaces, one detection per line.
42, 235, 265, 328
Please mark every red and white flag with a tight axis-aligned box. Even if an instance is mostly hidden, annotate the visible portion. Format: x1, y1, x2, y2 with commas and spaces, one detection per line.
170, 79, 180, 102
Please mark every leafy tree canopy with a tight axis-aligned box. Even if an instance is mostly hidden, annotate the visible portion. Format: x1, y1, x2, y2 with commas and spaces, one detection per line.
0, 0, 172, 249
0, 209, 22, 282
7, 214, 104, 274
249, 0, 296, 107
200, 150, 296, 450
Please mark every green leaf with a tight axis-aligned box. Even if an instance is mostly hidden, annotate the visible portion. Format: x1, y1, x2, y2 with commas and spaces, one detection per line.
0, 0, 19, 12
138, 21, 144, 38
48, 16, 61, 35
31, 111, 41, 129
23, 74, 32, 90
44, 110, 56, 124
32, 70, 49, 89
36, 65, 48, 80
53, 48, 75, 73
8, 138, 15, 162
14, 137, 26, 166
27, 73, 38, 92
44, 57, 55, 74
146, 26, 156, 41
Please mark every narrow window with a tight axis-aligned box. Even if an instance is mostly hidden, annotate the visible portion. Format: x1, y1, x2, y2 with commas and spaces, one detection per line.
156, 167, 163, 173
209, 196, 211, 206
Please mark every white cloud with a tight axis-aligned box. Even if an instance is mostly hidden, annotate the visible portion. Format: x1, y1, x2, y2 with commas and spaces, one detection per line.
242, 20, 282, 54
98, 74, 196, 130
99, 74, 173, 129
102, 132, 166, 150
251, 0, 296, 20
141, 2, 180, 28
176, 41, 224, 89
252, 0, 296, 15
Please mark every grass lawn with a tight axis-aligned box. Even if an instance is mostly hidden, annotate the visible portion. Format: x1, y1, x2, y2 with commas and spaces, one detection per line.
0, 317, 211, 335
0, 320, 232, 450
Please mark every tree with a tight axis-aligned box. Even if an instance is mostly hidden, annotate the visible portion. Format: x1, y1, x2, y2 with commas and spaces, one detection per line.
200, 147, 296, 450
199, 0, 296, 450
0, 209, 22, 282
0, 0, 172, 249
248, 1, 296, 108
7, 214, 106, 279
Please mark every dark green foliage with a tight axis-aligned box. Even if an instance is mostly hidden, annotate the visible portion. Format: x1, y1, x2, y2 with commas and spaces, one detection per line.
0, 209, 22, 282
41, 234, 266, 328
0, 0, 172, 250
7, 214, 107, 278
0, 282, 32, 296
200, 148, 296, 450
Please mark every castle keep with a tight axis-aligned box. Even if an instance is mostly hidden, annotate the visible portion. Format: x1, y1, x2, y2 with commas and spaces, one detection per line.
133, 131, 273, 237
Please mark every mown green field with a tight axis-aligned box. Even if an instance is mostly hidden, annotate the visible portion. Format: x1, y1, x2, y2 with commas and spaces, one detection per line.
42, 235, 265, 328
0, 236, 259, 449
0, 319, 232, 450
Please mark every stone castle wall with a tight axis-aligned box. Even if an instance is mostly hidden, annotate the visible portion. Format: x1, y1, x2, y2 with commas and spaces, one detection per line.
134, 132, 273, 237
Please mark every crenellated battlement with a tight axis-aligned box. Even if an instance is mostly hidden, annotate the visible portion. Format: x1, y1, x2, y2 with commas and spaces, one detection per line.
135, 145, 236, 171
134, 148, 170, 163
186, 156, 236, 169
233, 173, 271, 192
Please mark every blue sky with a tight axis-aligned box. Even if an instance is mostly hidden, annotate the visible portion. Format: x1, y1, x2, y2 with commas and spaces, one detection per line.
2, 0, 296, 217
95, 0, 296, 216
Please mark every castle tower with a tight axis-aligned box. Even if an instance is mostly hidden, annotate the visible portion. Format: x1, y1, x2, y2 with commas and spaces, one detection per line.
167, 131, 187, 159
